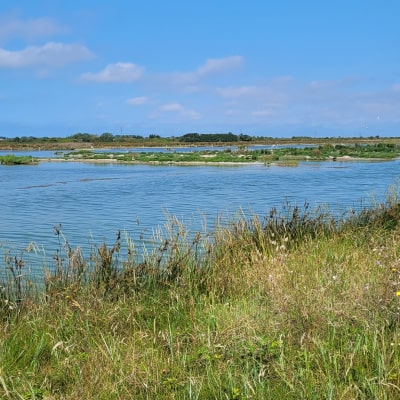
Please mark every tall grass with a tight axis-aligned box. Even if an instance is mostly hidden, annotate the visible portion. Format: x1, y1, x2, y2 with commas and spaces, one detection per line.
1, 191, 400, 399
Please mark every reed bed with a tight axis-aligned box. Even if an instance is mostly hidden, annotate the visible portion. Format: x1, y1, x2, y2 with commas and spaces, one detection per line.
1, 191, 400, 399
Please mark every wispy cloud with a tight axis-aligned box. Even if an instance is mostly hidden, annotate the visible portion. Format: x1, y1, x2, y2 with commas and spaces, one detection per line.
126, 96, 149, 105
0, 42, 93, 68
215, 77, 400, 128
217, 77, 293, 100
216, 85, 261, 99
251, 109, 279, 117
156, 102, 200, 120
0, 16, 66, 43
81, 62, 144, 83
197, 56, 243, 76
159, 103, 184, 112
182, 109, 202, 119
170, 55, 244, 85
80, 56, 242, 88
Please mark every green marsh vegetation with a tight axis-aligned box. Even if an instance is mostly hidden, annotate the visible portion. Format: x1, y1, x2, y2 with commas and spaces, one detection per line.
2, 191, 400, 398
1, 141, 398, 167
0, 154, 37, 165
63, 142, 400, 165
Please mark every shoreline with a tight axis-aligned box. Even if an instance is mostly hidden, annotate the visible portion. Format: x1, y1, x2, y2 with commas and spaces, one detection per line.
1, 136, 399, 152
37, 157, 265, 166
35, 156, 397, 166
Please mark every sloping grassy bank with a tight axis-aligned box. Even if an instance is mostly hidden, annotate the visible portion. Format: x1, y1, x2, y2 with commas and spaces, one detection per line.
1, 196, 400, 399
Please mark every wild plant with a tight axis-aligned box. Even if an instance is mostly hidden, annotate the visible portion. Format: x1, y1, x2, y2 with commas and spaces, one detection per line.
119, 215, 211, 296
0, 243, 37, 315
93, 230, 121, 294
261, 201, 337, 246
342, 184, 400, 232
44, 225, 87, 298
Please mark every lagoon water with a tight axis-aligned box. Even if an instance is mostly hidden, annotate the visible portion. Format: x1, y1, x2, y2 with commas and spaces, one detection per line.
1, 154, 399, 271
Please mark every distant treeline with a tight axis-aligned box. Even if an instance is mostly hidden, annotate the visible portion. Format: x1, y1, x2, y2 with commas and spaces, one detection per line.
0, 132, 254, 143
179, 132, 253, 142
0, 132, 389, 146
0, 133, 151, 143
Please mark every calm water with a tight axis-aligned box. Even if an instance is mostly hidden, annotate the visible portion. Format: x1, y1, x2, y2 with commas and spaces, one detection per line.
1, 157, 399, 271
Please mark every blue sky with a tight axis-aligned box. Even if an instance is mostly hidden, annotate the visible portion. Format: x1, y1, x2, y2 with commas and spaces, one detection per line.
0, 0, 399, 138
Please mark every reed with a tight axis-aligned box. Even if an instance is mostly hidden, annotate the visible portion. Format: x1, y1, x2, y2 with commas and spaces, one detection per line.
1, 190, 400, 398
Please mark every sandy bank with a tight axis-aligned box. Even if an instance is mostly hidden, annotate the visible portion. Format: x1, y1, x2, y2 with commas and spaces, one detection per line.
37, 158, 266, 166
36, 155, 397, 166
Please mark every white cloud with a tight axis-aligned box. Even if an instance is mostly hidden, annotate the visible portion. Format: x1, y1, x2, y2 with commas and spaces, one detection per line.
213, 78, 364, 124
126, 96, 149, 105
81, 62, 144, 83
171, 55, 244, 85
197, 56, 243, 76
217, 77, 293, 100
0, 42, 93, 68
159, 103, 184, 112
218, 78, 400, 128
182, 109, 201, 119
0, 16, 65, 43
251, 109, 278, 117
157, 102, 201, 120
217, 85, 260, 98
80, 56, 242, 88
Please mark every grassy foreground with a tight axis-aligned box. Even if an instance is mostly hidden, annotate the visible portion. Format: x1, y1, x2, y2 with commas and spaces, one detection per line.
2, 197, 400, 399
